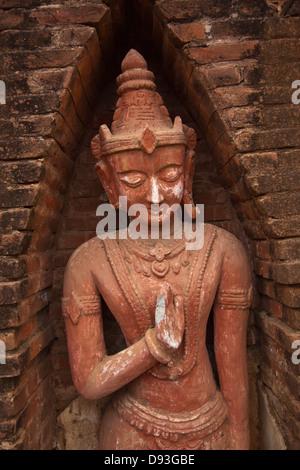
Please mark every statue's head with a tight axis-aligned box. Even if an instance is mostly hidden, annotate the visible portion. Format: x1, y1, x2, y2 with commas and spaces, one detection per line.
91, 49, 197, 225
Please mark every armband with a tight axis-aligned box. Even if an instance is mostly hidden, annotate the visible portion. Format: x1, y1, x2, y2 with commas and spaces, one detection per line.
62, 291, 101, 324
215, 287, 252, 310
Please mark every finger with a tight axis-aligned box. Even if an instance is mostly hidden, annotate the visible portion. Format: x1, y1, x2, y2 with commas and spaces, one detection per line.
155, 294, 166, 326
158, 282, 172, 308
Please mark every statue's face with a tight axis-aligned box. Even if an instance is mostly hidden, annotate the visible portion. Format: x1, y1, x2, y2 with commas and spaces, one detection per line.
106, 145, 186, 225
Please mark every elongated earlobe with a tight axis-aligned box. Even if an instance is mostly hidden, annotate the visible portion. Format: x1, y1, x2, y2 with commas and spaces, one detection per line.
182, 150, 197, 220
95, 161, 119, 208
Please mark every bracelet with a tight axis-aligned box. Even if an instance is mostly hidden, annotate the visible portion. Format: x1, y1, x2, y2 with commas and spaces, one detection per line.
145, 328, 172, 365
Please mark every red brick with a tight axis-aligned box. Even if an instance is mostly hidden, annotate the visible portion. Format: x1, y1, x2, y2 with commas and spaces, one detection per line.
185, 40, 259, 65
235, 199, 260, 221
211, 131, 236, 172
265, 17, 300, 39
263, 216, 300, 239
156, 0, 231, 21
24, 252, 52, 274
28, 326, 54, 362
254, 258, 272, 279
0, 8, 24, 30
276, 284, 300, 309
227, 178, 250, 203
260, 38, 300, 64
202, 65, 242, 88
283, 306, 300, 330
260, 296, 283, 319
214, 85, 261, 108
242, 149, 299, 174
0, 93, 60, 118
57, 231, 95, 250
271, 238, 300, 261
167, 22, 206, 45
0, 48, 84, 74
0, 280, 24, 305
0, 137, 51, 161
223, 106, 260, 129
245, 170, 300, 196
253, 240, 271, 260
17, 290, 50, 326
0, 209, 32, 233
30, 4, 109, 26
257, 311, 300, 351
255, 192, 300, 218
211, 18, 264, 39
0, 184, 39, 209
234, 128, 300, 153
272, 261, 300, 285
0, 161, 43, 185
0, 257, 26, 280
257, 277, 276, 298
48, 112, 79, 157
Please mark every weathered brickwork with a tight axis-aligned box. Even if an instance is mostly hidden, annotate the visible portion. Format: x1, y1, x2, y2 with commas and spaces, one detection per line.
0, 0, 299, 450
0, 0, 114, 449
148, 0, 300, 449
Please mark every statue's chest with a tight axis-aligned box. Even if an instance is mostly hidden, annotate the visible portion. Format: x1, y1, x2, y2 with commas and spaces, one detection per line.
103, 232, 217, 335
125, 266, 189, 324
102, 229, 218, 379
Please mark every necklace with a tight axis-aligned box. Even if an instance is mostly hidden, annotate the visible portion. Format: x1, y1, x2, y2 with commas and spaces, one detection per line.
120, 238, 190, 278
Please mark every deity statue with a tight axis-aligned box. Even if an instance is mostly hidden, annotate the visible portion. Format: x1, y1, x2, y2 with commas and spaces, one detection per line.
62, 49, 252, 450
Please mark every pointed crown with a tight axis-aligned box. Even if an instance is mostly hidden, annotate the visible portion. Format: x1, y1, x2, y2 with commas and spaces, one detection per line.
91, 49, 196, 160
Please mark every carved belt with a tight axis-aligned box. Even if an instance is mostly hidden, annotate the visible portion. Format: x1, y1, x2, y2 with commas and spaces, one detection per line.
112, 390, 228, 444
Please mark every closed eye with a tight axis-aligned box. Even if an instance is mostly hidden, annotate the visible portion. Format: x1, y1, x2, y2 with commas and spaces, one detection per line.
118, 171, 147, 188
158, 166, 183, 183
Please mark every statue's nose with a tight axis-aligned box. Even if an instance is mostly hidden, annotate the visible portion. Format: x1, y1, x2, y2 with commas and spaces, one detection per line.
146, 177, 164, 205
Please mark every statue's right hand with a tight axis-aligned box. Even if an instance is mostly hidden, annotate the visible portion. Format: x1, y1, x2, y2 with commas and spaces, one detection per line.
154, 283, 184, 355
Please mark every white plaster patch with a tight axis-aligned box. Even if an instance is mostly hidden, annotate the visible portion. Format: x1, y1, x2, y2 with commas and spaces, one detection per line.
155, 295, 165, 324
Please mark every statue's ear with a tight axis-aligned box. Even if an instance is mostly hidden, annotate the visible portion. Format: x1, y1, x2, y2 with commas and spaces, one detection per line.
182, 125, 198, 219
95, 160, 119, 208
91, 131, 120, 208
91, 133, 102, 160
182, 149, 198, 219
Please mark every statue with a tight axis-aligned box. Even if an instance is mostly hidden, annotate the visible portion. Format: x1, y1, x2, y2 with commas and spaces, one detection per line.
62, 49, 252, 450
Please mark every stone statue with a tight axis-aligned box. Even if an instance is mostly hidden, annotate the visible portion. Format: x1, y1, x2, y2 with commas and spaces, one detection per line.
62, 49, 252, 450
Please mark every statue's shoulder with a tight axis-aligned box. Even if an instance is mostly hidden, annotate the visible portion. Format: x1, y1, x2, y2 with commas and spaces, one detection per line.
206, 223, 246, 257
65, 236, 106, 274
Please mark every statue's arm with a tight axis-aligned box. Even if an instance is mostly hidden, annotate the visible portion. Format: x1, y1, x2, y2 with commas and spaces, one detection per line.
62, 249, 182, 400
213, 235, 252, 450
62, 249, 159, 400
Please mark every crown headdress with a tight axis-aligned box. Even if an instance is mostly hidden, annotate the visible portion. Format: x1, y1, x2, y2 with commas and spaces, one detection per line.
91, 49, 196, 160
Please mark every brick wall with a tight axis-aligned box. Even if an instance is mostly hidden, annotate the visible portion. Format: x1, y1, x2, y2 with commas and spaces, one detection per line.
0, 0, 114, 449
0, 0, 299, 450
147, 0, 300, 449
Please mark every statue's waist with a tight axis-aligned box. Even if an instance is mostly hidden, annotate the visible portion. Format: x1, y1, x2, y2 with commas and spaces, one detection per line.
112, 390, 227, 442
